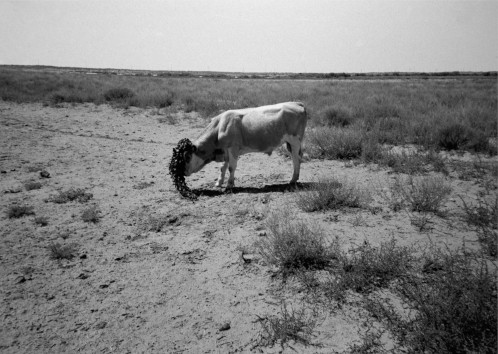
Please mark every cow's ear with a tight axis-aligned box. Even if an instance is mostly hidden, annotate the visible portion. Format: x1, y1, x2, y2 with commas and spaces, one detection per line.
191, 145, 197, 153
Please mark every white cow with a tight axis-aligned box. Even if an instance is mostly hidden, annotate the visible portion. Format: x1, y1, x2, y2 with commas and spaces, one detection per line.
184, 102, 307, 188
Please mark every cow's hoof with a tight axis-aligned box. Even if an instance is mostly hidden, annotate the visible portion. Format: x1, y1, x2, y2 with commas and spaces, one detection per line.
214, 182, 223, 188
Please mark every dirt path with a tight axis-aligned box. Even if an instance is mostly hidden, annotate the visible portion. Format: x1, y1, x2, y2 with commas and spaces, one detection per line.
0, 101, 492, 353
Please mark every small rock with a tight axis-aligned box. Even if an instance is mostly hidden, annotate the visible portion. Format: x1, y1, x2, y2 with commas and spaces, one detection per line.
80, 254, 87, 259
219, 322, 231, 331
242, 254, 255, 263
15, 275, 26, 284
5, 186, 22, 194
40, 170, 51, 178
258, 231, 267, 237
1, 170, 6, 174
77, 273, 89, 279
95, 321, 107, 329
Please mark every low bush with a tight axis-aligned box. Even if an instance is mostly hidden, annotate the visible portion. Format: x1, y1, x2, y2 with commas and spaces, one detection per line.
319, 106, 354, 127
370, 116, 406, 145
377, 176, 406, 212
183, 96, 221, 117
81, 205, 101, 223
47, 188, 93, 204
339, 239, 413, 294
295, 177, 369, 212
257, 301, 317, 348
378, 150, 428, 175
436, 123, 470, 150
34, 216, 49, 226
462, 196, 498, 230
306, 127, 364, 160
461, 195, 497, 258
49, 91, 85, 106
321, 239, 413, 303
48, 242, 78, 260
360, 134, 383, 163
403, 176, 452, 213
371, 249, 497, 353
24, 181, 42, 191
103, 87, 135, 102
6, 205, 35, 218
257, 208, 338, 275
376, 149, 447, 175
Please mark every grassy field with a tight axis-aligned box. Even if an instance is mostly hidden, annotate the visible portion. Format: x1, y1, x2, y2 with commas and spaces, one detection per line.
1, 66, 496, 155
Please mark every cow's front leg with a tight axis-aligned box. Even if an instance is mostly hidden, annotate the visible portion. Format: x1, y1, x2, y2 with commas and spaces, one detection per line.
215, 161, 228, 188
226, 150, 238, 189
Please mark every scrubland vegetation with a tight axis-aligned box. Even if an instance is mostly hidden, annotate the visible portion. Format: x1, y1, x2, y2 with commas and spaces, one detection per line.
1, 67, 496, 155
258, 207, 496, 353
1, 66, 496, 353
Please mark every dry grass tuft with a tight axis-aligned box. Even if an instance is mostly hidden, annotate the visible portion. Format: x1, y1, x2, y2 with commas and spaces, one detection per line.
257, 208, 339, 276
81, 205, 101, 223
6, 205, 35, 218
48, 243, 78, 260
295, 177, 370, 212
257, 301, 318, 348
47, 188, 93, 204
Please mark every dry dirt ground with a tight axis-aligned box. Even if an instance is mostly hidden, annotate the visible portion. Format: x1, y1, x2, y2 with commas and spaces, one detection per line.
0, 101, 495, 353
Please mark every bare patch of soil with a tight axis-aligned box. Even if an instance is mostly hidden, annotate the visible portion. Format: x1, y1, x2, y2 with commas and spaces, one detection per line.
1, 101, 496, 353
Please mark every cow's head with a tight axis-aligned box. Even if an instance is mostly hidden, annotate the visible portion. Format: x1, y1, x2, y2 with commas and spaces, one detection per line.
185, 142, 225, 176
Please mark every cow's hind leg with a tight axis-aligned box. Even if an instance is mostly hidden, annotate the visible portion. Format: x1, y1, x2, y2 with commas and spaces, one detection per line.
286, 137, 302, 184
226, 149, 239, 189
215, 161, 229, 188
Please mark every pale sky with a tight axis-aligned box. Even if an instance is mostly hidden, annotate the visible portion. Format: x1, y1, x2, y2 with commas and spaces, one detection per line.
1, 0, 497, 73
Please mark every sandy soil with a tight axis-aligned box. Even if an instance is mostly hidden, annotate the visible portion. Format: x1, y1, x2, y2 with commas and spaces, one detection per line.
0, 101, 495, 353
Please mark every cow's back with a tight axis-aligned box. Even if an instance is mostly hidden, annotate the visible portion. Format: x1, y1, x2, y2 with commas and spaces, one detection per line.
220, 102, 307, 152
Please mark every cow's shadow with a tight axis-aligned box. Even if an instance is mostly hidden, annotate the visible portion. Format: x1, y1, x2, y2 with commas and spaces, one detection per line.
193, 182, 318, 197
